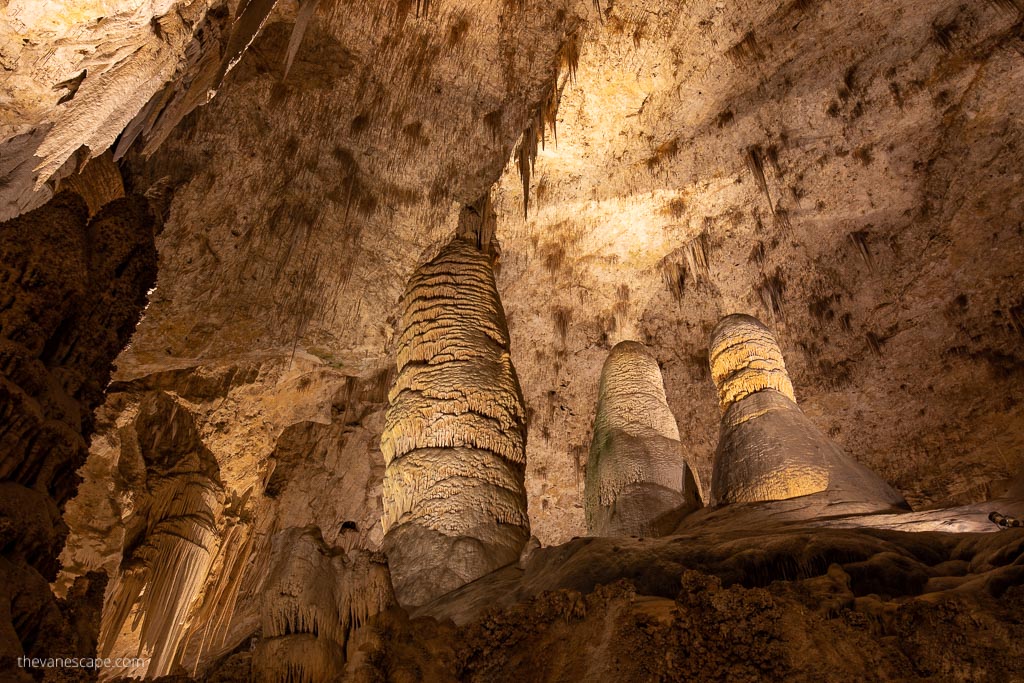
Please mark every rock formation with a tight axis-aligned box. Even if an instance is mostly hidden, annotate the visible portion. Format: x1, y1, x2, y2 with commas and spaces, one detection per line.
708, 314, 907, 509
380, 229, 530, 607
0, 186, 156, 680
585, 341, 702, 537
1, 0, 1023, 680
97, 392, 224, 679
252, 527, 394, 683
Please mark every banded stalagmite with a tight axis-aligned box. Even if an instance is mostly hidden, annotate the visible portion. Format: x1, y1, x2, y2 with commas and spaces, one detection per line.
708, 314, 907, 509
379, 212, 529, 607
586, 341, 703, 537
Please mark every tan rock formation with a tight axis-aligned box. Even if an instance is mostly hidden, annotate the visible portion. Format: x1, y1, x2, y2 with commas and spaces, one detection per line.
585, 341, 702, 537
98, 391, 224, 679
0, 0, 233, 220
709, 314, 907, 509
2, 0, 1023, 680
381, 235, 530, 606
252, 526, 394, 683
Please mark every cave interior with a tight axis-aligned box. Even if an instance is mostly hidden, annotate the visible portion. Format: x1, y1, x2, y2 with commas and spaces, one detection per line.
1, 0, 1024, 681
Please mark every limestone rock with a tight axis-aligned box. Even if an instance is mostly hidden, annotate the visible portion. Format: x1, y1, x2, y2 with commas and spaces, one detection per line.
252, 526, 394, 683
585, 341, 702, 537
0, 188, 156, 680
709, 314, 907, 510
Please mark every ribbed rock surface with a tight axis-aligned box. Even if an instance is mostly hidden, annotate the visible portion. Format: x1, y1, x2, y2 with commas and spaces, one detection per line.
381, 238, 529, 607
585, 341, 702, 537
0, 189, 156, 680
709, 314, 796, 413
98, 391, 224, 679
709, 314, 906, 509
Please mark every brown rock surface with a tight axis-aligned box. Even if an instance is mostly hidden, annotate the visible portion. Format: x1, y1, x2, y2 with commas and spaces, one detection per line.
0, 187, 156, 679
0, 0, 1022, 679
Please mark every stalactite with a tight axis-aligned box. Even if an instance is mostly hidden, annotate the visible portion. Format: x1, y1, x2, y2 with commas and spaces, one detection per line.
284, 0, 322, 80
380, 236, 529, 606
25, 3, 214, 190
99, 465, 222, 677
514, 30, 581, 218
186, 520, 256, 673
217, 0, 281, 87
252, 528, 395, 683
683, 231, 711, 282
745, 145, 774, 213
585, 341, 703, 537
708, 314, 908, 510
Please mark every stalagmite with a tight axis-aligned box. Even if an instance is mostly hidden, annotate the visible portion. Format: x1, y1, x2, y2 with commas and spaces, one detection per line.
585, 341, 703, 537
252, 527, 395, 683
380, 214, 529, 606
708, 314, 907, 509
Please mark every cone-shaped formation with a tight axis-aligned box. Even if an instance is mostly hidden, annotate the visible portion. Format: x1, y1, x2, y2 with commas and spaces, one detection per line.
709, 314, 907, 509
586, 341, 703, 537
380, 237, 529, 606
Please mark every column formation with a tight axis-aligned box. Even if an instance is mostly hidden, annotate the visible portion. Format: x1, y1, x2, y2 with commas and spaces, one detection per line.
586, 341, 703, 537
709, 314, 907, 509
379, 237, 529, 606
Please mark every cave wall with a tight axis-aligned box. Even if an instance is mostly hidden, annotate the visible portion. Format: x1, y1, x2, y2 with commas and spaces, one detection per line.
491, 0, 1024, 542
0, 189, 157, 679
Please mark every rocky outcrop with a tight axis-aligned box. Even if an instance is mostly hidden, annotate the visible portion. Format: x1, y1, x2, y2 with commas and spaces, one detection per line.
585, 341, 702, 537
369, 504, 1024, 683
709, 314, 907, 510
380, 235, 530, 607
0, 190, 156, 679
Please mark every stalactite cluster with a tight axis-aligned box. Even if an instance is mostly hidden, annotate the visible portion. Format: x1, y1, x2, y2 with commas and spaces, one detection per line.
98, 393, 225, 679
380, 236, 529, 606
585, 341, 702, 537
252, 527, 394, 683
709, 314, 908, 509
514, 30, 581, 217
184, 518, 255, 670
100, 469, 222, 676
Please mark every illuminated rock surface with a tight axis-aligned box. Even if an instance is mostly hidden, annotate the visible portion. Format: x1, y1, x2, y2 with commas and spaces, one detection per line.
0, 0, 1022, 679
586, 341, 702, 537
709, 314, 907, 509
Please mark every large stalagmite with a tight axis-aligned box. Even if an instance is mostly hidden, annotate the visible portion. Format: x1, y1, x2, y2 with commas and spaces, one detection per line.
380, 229, 530, 606
585, 341, 702, 537
709, 314, 907, 509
